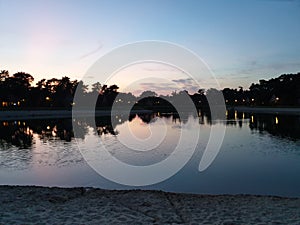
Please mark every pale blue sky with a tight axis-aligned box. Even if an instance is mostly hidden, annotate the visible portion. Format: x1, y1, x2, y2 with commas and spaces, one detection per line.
1, 0, 300, 91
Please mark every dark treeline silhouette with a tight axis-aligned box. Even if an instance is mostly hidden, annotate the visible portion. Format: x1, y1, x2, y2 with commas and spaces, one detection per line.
223, 73, 300, 106
1, 70, 300, 110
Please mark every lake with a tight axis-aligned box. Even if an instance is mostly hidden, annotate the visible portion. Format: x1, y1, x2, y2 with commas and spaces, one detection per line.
0, 110, 300, 197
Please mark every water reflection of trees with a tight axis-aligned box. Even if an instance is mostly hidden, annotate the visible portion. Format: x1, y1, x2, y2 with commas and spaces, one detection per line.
0, 111, 299, 149
226, 109, 300, 140
35, 119, 75, 142
0, 121, 33, 149
0, 119, 79, 148
107, 111, 300, 141
95, 116, 118, 136
249, 114, 300, 140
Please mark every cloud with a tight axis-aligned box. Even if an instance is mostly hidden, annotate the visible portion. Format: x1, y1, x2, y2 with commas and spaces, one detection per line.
269, 61, 300, 70
132, 82, 177, 96
238, 61, 300, 75
139, 82, 175, 87
136, 79, 201, 95
142, 64, 184, 73
79, 42, 103, 60
217, 75, 252, 80
172, 78, 204, 91
172, 78, 194, 84
143, 67, 178, 72
216, 59, 300, 89
139, 82, 177, 93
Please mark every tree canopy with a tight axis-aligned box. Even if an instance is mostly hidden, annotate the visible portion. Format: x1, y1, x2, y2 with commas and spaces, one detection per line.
0, 70, 299, 109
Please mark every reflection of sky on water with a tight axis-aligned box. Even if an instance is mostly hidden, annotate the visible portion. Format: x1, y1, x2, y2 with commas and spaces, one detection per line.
0, 112, 299, 197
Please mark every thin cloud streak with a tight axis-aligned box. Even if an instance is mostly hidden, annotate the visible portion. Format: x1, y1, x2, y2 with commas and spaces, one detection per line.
79, 42, 103, 60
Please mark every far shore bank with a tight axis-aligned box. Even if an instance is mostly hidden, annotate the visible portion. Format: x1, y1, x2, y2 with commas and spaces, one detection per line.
0, 109, 152, 121
0, 185, 299, 224
232, 106, 300, 115
1, 106, 300, 120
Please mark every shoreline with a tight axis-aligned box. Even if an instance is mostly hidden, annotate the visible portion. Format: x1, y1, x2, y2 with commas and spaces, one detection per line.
0, 109, 152, 121
0, 185, 299, 224
231, 106, 300, 115
1, 106, 300, 120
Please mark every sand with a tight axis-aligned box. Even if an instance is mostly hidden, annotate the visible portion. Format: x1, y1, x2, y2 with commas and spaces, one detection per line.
0, 186, 299, 224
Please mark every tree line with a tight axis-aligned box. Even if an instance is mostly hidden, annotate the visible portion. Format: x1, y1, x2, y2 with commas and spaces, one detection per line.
223, 73, 300, 106
0, 70, 299, 109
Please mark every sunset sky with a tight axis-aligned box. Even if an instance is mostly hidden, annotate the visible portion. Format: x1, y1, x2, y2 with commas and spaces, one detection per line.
1, 0, 300, 94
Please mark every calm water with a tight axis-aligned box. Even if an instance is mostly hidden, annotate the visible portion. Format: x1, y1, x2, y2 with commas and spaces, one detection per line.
0, 111, 300, 197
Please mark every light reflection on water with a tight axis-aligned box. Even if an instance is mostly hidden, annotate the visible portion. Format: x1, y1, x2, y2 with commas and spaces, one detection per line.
0, 111, 299, 197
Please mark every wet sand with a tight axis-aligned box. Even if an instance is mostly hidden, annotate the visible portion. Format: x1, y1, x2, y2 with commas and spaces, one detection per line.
0, 185, 299, 224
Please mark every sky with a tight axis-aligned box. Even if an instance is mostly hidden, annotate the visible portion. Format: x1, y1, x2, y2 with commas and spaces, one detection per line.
1, 0, 300, 94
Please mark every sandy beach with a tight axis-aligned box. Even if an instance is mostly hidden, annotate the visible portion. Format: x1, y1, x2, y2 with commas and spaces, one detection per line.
0, 186, 299, 224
